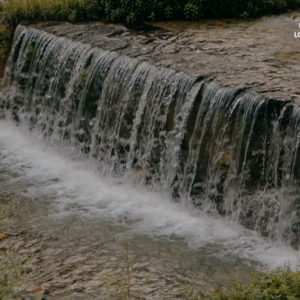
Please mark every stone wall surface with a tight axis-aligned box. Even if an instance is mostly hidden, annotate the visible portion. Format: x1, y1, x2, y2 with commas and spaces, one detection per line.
32, 10, 300, 102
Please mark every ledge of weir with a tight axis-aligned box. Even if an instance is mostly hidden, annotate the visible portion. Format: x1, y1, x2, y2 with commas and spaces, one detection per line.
27, 10, 300, 105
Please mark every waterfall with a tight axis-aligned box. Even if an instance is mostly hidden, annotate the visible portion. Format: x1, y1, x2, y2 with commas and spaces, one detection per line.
1, 25, 300, 248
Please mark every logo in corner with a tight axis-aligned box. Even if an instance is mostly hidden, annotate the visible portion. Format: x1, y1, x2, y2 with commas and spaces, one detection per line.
294, 23, 300, 38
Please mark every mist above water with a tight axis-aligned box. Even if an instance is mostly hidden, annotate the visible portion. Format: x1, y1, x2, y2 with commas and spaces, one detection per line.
0, 121, 299, 269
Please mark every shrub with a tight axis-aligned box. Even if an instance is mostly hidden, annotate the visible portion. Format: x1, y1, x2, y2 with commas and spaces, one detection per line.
0, 0, 299, 77
211, 268, 300, 300
1, 0, 300, 26
0, 25, 11, 60
179, 268, 300, 300
103, 0, 300, 23
1, 0, 103, 26
184, 2, 203, 21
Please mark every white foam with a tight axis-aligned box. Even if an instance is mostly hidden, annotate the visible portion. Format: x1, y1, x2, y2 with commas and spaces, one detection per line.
0, 120, 299, 269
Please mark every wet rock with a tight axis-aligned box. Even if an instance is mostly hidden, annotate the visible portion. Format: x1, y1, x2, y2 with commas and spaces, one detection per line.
32, 12, 300, 101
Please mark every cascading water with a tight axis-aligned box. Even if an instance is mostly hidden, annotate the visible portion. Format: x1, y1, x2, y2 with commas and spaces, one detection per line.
1, 24, 300, 250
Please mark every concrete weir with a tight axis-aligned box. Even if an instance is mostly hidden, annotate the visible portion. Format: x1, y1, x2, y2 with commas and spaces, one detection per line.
32, 11, 300, 101
1, 11, 300, 248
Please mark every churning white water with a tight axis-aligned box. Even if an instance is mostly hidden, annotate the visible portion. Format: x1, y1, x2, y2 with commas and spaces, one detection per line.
0, 120, 299, 269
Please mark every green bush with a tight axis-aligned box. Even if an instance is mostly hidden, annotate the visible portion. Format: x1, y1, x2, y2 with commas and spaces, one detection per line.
211, 268, 300, 300
1, 0, 299, 26
0, 24, 11, 70
102, 0, 300, 23
0, 0, 298, 72
184, 2, 203, 21
1, 0, 104, 26
179, 268, 300, 300
0, 0, 105, 66
0, 0, 299, 76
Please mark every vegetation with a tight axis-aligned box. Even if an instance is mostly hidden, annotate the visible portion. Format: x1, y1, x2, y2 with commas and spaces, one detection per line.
180, 268, 300, 300
0, 25, 10, 59
0, 24, 11, 77
0, 200, 21, 299
0, 0, 299, 26
103, 241, 145, 299
101, 0, 300, 24
0, 250, 22, 300
211, 268, 300, 300
0, 0, 103, 26
0, 0, 298, 75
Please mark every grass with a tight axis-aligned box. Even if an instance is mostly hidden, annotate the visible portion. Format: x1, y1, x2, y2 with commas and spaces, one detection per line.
0, 0, 103, 26
0, 0, 299, 26
0, 25, 10, 58
0, 250, 22, 300
0, 0, 103, 74
103, 241, 300, 300
178, 267, 300, 300
0, 0, 299, 76
103, 241, 145, 300
211, 268, 300, 300
0, 24, 11, 77
0, 199, 21, 299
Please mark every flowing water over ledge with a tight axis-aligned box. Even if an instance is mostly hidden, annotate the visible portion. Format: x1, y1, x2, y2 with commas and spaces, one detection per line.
0, 121, 299, 268
0, 121, 254, 299
2, 23, 300, 247
0, 121, 299, 298
0, 14, 300, 296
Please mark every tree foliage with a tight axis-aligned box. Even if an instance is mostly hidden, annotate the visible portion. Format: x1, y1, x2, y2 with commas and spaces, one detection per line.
102, 0, 300, 24
0, 0, 299, 26
211, 268, 300, 300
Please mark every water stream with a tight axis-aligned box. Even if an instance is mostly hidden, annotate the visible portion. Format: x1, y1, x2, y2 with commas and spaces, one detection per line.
0, 121, 299, 270
0, 24, 300, 280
